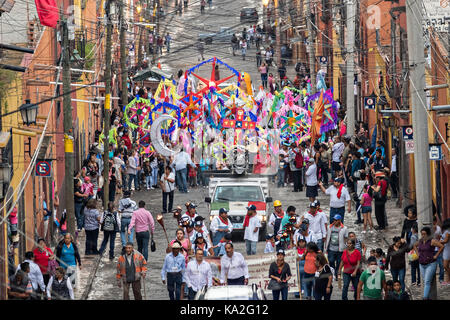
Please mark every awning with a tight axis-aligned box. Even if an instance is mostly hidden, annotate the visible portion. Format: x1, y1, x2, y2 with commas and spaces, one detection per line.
133, 66, 173, 82
0, 131, 11, 148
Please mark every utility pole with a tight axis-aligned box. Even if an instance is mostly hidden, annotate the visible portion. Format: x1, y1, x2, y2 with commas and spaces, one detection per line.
274, 0, 281, 68
306, 0, 315, 94
346, 0, 356, 136
103, 0, 113, 208
62, 20, 75, 236
120, 0, 128, 109
406, 0, 435, 299
152, 0, 160, 65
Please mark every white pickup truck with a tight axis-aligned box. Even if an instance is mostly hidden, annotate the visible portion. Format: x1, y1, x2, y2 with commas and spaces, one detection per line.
205, 176, 273, 240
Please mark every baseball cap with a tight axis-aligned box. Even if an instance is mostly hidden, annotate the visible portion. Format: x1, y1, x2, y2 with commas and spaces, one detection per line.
334, 177, 345, 184
189, 203, 197, 209
195, 233, 204, 240
219, 208, 228, 214
310, 201, 319, 208
277, 249, 285, 256
265, 234, 274, 240
333, 214, 342, 221
194, 220, 203, 227
308, 158, 315, 163
172, 242, 182, 249
246, 204, 257, 211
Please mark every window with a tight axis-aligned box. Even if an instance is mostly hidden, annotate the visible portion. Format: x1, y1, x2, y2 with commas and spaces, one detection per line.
213, 186, 264, 202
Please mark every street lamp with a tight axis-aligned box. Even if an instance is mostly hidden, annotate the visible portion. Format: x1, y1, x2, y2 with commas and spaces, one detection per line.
18, 100, 38, 126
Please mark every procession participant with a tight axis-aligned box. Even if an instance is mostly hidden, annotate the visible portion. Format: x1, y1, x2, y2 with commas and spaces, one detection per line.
118, 190, 137, 249
161, 241, 186, 300
193, 233, 214, 256
268, 249, 292, 300
116, 242, 147, 300
8, 268, 32, 300
243, 204, 261, 256
302, 201, 327, 251
181, 202, 198, 224
16, 252, 45, 300
185, 248, 212, 300
46, 267, 74, 300
338, 238, 362, 300
268, 200, 284, 236
33, 238, 56, 286
220, 242, 249, 285
318, 177, 351, 224
357, 256, 387, 300
293, 218, 317, 245
167, 228, 192, 264
314, 253, 333, 300
191, 219, 212, 247
160, 165, 175, 213
128, 200, 155, 262
210, 208, 233, 256
55, 233, 81, 288
265, 234, 276, 253
325, 214, 348, 280
305, 157, 318, 202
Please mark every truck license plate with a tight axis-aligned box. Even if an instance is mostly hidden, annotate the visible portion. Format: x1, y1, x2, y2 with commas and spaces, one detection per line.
233, 223, 243, 229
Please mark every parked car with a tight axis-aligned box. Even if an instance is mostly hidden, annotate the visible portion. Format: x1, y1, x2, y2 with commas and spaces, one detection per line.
198, 27, 237, 44
195, 284, 267, 300
240, 7, 258, 22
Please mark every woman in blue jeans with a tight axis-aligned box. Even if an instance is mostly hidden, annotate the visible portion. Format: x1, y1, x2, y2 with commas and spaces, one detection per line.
413, 227, 444, 299
385, 236, 408, 292
268, 249, 292, 300
301, 242, 320, 300
338, 239, 362, 300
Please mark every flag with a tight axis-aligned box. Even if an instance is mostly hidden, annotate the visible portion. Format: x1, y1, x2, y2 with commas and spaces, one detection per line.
34, 0, 59, 28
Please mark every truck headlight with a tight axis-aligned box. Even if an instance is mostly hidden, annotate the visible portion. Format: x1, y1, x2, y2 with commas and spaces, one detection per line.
259, 215, 266, 222
210, 215, 214, 222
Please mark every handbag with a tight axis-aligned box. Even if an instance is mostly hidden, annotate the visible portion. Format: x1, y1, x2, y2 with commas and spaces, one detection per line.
268, 278, 284, 291
151, 234, 156, 252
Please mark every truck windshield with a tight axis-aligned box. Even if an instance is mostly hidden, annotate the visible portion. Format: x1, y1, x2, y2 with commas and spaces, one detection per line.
214, 186, 264, 202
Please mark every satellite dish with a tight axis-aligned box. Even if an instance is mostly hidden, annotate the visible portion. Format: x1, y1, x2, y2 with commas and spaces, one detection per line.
150, 114, 178, 157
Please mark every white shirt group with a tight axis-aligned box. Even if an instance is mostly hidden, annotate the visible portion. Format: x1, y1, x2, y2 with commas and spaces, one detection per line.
326, 185, 351, 208
220, 252, 249, 283
302, 210, 327, 239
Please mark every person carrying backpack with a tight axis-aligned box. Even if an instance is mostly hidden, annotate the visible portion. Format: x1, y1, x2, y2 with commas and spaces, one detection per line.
289, 143, 304, 192
99, 202, 121, 261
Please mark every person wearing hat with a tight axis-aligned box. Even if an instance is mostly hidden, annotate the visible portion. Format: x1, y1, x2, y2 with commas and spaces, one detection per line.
371, 171, 388, 230
210, 208, 233, 256
219, 242, 249, 285
269, 200, 285, 236
192, 232, 213, 257
318, 177, 351, 224
116, 242, 147, 300
268, 249, 292, 300
161, 241, 186, 300
118, 191, 137, 249
294, 218, 317, 245
325, 214, 348, 280
243, 205, 261, 256
185, 248, 212, 300
301, 201, 327, 251
305, 157, 318, 202
181, 202, 198, 224
264, 234, 276, 253
191, 218, 212, 249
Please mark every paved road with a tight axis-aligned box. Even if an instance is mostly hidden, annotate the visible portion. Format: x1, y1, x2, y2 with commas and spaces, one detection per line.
86, 178, 395, 300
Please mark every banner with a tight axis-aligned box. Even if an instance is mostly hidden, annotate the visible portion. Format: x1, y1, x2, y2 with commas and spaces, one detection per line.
204, 250, 299, 295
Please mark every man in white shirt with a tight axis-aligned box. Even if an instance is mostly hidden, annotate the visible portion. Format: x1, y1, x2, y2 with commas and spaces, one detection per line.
210, 208, 234, 256
305, 157, 318, 202
319, 177, 351, 224
185, 249, 212, 300
331, 136, 344, 179
17, 251, 45, 299
301, 201, 327, 251
243, 205, 261, 255
174, 150, 194, 193
160, 166, 176, 213
220, 243, 249, 285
